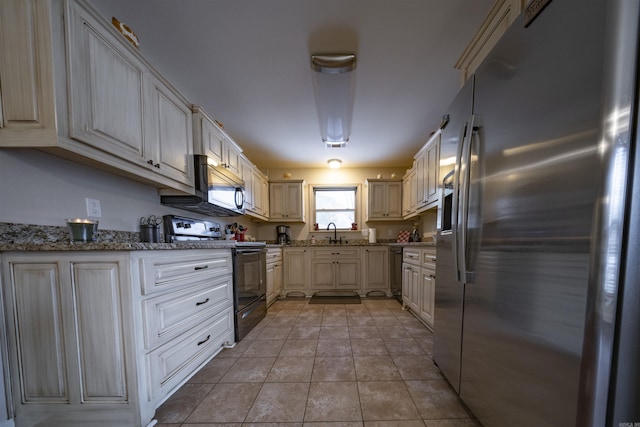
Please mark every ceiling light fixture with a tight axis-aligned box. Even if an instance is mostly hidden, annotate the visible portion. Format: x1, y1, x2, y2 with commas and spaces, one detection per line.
327, 158, 342, 169
311, 54, 357, 145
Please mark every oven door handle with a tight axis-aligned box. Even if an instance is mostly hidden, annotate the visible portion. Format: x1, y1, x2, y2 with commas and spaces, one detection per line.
236, 249, 266, 256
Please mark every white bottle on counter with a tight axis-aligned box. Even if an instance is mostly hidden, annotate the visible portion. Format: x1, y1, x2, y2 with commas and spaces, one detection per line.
311, 235, 316, 245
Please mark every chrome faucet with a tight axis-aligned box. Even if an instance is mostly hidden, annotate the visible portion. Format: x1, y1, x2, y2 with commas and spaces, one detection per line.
327, 222, 340, 244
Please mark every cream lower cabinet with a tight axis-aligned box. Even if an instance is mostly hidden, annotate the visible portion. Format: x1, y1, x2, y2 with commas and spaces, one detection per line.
2, 252, 137, 426
362, 246, 389, 296
1, 249, 234, 427
310, 248, 361, 292
266, 247, 283, 305
282, 248, 310, 296
401, 247, 436, 328
402, 250, 421, 313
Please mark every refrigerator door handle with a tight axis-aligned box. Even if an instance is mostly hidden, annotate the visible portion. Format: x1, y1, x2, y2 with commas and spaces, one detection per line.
459, 114, 478, 284
453, 121, 469, 282
463, 120, 480, 284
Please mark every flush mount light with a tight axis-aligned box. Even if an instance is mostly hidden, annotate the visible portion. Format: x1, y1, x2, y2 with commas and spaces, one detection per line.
311, 54, 357, 145
327, 158, 342, 169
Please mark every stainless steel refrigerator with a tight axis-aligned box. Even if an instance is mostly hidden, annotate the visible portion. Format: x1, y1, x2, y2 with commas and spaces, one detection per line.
433, 0, 640, 426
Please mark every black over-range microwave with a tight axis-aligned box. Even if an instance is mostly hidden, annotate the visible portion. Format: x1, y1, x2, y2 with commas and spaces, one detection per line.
161, 154, 246, 216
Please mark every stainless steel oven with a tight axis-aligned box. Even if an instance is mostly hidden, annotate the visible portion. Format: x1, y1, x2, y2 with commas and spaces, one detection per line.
233, 244, 267, 341
163, 215, 267, 341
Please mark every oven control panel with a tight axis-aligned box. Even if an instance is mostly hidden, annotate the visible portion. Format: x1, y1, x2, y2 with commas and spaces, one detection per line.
163, 215, 222, 242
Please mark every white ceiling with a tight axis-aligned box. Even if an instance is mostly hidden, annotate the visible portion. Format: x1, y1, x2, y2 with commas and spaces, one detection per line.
88, 0, 495, 170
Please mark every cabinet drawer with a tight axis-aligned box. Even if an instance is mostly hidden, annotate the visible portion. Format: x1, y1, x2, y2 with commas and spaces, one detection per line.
403, 248, 421, 265
138, 250, 232, 295
311, 248, 360, 258
266, 248, 282, 263
142, 275, 233, 349
147, 307, 234, 402
421, 248, 436, 270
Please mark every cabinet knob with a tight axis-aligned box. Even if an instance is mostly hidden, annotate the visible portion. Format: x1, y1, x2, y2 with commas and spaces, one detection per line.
147, 159, 154, 165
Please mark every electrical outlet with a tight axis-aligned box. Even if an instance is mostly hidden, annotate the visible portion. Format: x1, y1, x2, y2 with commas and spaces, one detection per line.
86, 198, 102, 218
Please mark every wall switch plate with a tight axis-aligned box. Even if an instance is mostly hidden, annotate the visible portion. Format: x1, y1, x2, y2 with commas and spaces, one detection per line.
86, 198, 102, 218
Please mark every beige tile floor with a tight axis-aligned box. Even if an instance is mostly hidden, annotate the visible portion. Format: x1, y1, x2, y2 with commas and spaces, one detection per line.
154, 297, 481, 427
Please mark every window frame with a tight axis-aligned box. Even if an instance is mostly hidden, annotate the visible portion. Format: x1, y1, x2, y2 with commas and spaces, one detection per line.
309, 184, 361, 232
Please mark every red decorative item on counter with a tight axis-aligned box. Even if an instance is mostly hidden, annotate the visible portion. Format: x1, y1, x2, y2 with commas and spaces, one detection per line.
397, 230, 411, 243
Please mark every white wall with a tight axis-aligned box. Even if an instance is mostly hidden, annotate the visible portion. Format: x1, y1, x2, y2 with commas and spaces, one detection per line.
0, 149, 226, 231
0, 149, 438, 242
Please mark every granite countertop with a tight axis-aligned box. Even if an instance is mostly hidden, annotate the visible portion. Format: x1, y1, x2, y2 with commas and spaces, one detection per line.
0, 222, 436, 252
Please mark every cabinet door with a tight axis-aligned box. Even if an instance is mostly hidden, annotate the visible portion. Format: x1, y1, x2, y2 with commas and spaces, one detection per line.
202, 118, 225, 166
426, 139, 440, 203
269, 182, 287, 219
335, 260, 360, 290
148, 77, 194, 186
369, 181, 388, 219
311, 259, 335, 290
409, 266, 420, 313
67, 1, 148, 166
402, 262, 412, 308
273, 263, 282, 299
0, 0, 57, 144
241, 159, 255, 211
386, 182, 403, 218
8, 263, 68, 403
419, 269, 435, 327
252, 171, 265, 215
72, 261, 128, 402
266, 262, 275, 305
283, 249, 309, 294
363, 247, 389, 293
415, 151, 427, 207
285, 183, 304, 220
224, 142, 241, 177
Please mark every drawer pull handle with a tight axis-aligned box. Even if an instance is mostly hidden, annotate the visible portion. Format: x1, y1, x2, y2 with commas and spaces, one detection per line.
196, 297, 210, 306
194, 265, 209, 271
197, 335, 211, 346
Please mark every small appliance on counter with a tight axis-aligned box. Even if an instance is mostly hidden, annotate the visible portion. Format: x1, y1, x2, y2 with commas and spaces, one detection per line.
276, 225, 291, 244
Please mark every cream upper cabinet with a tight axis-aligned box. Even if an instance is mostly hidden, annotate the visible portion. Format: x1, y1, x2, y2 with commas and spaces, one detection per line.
0, 0, 57, 144
240, 156, 269, 221
147, 76, 194, 186
0, 0, 194, 193
362, 246, 389, 295
402, 168, 418, 219
252, 170, 269, 220
270, 180, 306, 222
425, 135, 441, 204
193, 106, 242, 179
240, 157, 255, 211
365, 179, 403, 221
414, 131, 441, 213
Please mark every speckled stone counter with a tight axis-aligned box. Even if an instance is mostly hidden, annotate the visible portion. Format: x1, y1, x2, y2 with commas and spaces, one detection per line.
0, 222, 437, 252
0, 222, 236, 252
